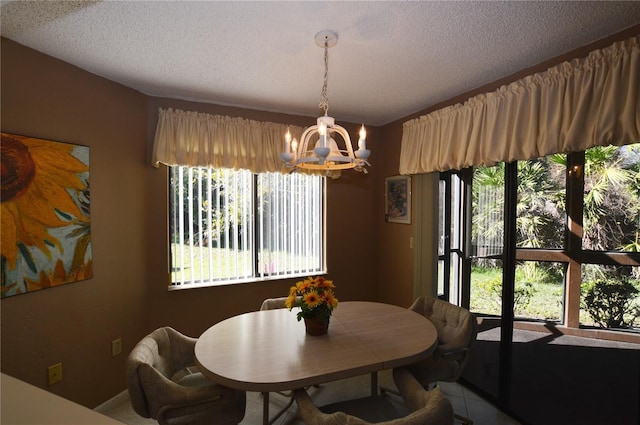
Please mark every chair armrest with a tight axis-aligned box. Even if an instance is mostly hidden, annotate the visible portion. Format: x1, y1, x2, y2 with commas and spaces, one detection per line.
434, 346, 469, 362
293, 389, 327, 424
165, 327, 199, 372
293, 389, 353, 425
393, 367, 432, 412
393, 368, 455, 424
157, 394, 223, 425
140, 363, 236, 414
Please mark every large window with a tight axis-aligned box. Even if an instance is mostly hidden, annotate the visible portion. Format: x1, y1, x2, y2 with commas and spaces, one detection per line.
439, 144, 640, 330
169, 166, 325, 288
440, 145, 640, 425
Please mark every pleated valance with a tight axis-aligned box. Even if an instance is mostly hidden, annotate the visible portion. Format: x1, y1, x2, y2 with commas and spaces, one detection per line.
400, 36, 640, 175
152, 108, 304, 174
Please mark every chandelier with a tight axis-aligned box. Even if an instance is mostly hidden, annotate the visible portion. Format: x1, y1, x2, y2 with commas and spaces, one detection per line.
281, 30, 371, 174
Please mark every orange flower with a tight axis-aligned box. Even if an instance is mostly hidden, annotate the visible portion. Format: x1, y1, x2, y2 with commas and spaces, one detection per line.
324, 290, 339, 309
303, 290, 321, 308
287, 275, 338, 322
296, 278, 311, 293
316, 277, 335, 289
25, 259, 67, 292
1, 133, 88, 269
285, 294, 296, 309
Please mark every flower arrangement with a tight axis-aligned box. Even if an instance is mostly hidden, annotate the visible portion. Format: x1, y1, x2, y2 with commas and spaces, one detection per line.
286, 276, 338, 322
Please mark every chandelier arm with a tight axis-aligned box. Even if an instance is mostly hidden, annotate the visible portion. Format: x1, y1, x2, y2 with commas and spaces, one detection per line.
298, 125, 319, 154
330, 126, 355, 155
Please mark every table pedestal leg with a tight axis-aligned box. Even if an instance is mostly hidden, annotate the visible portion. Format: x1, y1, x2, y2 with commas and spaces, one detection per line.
370, 372, 378, 396
262, 392, 270, 425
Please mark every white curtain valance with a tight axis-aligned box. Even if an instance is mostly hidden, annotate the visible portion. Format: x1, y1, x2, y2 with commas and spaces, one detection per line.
152, 108, 304, 174
400, 36, 640, 175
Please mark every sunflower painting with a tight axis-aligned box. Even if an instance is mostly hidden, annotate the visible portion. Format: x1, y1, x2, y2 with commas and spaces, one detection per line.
1, 133, 92, 298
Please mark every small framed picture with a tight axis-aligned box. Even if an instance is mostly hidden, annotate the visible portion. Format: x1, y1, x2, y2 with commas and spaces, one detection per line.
385, 175, 411, 224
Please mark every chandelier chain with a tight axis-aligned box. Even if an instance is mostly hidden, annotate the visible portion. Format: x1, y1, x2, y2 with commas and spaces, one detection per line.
319, 41, 330, 116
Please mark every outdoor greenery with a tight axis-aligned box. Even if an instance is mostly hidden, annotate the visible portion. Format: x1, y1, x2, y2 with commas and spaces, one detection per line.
471, 264, 564, 321
470, 144, 640, 330
582, 277, 640, 328
170, 167, 250, 248
169, 166, 323, 286
170, 244, 319, 282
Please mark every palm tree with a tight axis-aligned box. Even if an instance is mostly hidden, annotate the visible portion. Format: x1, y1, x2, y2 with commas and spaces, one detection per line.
516, 159, 564, 248
582, 145, 639, 251
472, 159, 565, 253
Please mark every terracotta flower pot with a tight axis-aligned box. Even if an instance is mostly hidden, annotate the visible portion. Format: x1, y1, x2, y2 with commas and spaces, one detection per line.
304, 317, 329, 336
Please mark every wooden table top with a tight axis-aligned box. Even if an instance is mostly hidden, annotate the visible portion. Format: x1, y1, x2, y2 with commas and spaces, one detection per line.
194, 301, 437, 392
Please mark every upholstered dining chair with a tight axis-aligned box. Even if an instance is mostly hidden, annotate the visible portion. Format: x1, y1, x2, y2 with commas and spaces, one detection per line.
294, 367, 454, 425
406, 296, 478, 424
126, 326, 246, 425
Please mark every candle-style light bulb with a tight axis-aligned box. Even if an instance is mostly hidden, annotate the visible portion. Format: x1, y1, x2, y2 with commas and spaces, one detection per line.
291, 138, 298, 159
358, 125, 367, 150
285, 129, 292, 153
319, 122, 327, 148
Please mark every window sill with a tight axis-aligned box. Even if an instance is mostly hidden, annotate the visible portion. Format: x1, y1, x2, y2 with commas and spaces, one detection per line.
513, 320, 640, 344
168, 271, 327, 291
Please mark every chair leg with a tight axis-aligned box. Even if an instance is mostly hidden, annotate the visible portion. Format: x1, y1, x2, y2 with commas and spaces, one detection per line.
379, 385, 399, 396
454, 412, 473, 424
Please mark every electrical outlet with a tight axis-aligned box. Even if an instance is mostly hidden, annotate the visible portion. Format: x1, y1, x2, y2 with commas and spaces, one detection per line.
111, 338, 122, 356
48, 362, 62, 386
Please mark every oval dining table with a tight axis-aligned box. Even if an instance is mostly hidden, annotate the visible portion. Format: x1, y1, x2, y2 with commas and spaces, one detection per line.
195, 301, 438, 424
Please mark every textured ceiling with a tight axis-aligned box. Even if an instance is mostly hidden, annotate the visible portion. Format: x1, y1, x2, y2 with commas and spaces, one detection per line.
2, 1, 640, 126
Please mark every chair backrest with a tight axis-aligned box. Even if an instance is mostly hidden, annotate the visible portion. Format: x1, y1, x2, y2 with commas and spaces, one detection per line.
409, 296, 478, 383
260, 297, 289, 311
126, 327, 196, 418
293, 367, 453, 425
410, 296, 477, 352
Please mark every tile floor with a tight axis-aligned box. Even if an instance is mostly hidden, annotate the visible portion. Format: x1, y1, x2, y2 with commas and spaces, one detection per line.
96, 370, 521, 425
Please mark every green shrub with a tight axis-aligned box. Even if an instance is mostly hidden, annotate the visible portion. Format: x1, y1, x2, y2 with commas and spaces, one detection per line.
478, 276, 536, 311
581, 278, 640, 328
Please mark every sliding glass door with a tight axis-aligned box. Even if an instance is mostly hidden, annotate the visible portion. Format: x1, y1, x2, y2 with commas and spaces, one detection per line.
437, 146, 640, 424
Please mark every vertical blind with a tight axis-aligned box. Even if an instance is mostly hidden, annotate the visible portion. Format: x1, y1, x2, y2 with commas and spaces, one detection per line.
169, 167, 324, 287
170, 167, 254, 285
258, 172, 324, 277
473, 176, 504, 257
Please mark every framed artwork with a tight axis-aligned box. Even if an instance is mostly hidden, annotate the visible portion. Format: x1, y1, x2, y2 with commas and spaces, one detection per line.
385, 175, 411, 224
1, 133, 92, 298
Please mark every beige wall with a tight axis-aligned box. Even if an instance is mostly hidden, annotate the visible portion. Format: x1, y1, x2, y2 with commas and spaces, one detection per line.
376, 120, 429, 307
1, 38, 150, 407
1, 38, 409, 408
